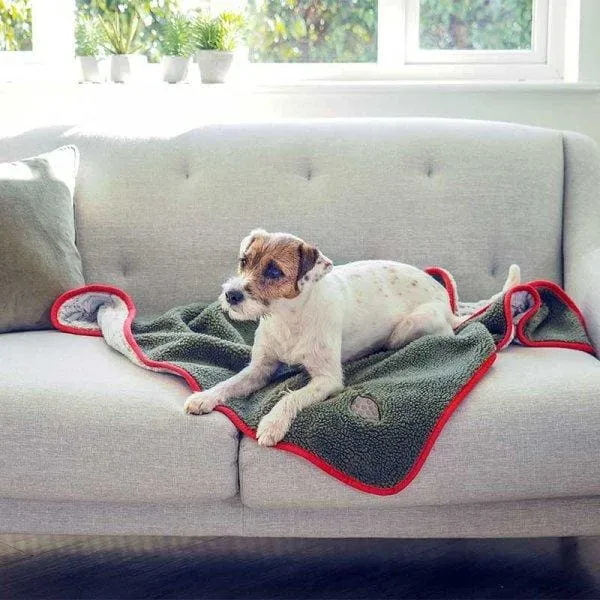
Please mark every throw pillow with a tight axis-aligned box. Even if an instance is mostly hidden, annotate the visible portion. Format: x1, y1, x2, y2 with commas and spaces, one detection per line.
0, 145, 85, 332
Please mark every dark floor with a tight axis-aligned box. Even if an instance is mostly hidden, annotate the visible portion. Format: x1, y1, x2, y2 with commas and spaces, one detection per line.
1, 535, 599, 599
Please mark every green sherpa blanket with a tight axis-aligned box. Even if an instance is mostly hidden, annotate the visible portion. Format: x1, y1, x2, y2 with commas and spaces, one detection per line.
51, 268, 595, 495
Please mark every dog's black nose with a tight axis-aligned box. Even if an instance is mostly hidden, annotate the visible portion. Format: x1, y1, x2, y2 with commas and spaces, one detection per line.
225, 290, 244, 306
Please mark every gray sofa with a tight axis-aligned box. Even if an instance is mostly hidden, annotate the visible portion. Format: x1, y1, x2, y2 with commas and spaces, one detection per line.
1, 118, 599, 538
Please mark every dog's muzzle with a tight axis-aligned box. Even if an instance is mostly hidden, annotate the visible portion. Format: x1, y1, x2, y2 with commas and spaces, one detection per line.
225, 289, 245, 306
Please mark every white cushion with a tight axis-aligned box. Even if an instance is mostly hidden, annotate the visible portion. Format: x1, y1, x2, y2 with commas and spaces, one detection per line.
0, 331, 239, 505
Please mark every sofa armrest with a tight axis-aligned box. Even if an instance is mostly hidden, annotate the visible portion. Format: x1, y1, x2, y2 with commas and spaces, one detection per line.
568, 248, 600, 353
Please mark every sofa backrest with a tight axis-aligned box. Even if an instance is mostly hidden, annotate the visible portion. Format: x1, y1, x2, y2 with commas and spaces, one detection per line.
0, 118, 593, 314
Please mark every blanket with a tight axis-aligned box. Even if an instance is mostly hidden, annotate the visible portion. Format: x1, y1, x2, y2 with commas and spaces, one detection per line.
51, 268, 595, 495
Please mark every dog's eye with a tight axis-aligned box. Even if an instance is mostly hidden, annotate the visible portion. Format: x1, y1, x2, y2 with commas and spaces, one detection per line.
264, 262, 283, 280
239, 257, 248, 268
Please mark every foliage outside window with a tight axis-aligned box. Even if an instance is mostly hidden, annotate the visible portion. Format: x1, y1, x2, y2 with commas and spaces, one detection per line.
245, 0, 377, 63
419, 0, 533, 51
0, 0, 32, 51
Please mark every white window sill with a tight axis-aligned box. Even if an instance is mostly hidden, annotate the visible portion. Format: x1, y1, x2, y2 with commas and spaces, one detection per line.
202, 80, 600, 94
1, 80, 599, 94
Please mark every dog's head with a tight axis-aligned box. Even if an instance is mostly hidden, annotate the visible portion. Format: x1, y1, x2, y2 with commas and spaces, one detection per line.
220, 229, 333, 321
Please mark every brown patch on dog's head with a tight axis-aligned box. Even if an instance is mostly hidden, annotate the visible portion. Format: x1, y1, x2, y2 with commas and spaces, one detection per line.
239, 233, 316, 303
221, 229, 333, 320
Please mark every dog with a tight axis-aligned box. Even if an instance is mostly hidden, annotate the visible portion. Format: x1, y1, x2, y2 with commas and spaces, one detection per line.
183, 228, 497, 447
183, 229, 469, 445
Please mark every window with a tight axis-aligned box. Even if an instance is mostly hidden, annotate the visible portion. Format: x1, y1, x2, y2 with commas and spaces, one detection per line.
245, 0, 377, 63
418, 0, 534, 51
0, 0, 32, 51
0, 0, 576, 82
403, 0, 563, 73
0, 0, 75, 82
223, 0, 567, 80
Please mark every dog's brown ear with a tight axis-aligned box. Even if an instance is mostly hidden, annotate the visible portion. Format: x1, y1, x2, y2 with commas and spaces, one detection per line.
297, 243, 319, 281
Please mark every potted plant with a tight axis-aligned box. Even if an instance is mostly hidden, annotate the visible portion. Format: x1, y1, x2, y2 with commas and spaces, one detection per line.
191, 11, 245, 84
75, 15, 108, 83
158, 13, 192, 83
97, 2, 147, 83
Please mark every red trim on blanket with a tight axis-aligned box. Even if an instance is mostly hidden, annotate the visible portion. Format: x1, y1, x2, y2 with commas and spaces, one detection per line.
452, 284, 530, 351
515, 280, 596, 355
51, 284, 111, 336
51, 284, 203, 392
424, 266, 458, 314
215, 352, 497, 496
454, 280, 595, 355
498, 284, 539, 351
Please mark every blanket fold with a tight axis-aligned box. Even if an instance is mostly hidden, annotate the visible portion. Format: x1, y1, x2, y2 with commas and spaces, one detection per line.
51, 269, 595, 495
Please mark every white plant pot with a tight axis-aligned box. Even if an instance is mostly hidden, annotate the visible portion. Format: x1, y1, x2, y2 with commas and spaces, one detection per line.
195, 50, 234, 84
162, 55, 190, 84
110, 54, 147, 83
79, 56, 109, 83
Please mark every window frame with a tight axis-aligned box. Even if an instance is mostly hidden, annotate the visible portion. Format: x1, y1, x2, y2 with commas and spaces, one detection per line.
240, 0, 567, 82
0, 0, 572, 83
405, 0, 548, 64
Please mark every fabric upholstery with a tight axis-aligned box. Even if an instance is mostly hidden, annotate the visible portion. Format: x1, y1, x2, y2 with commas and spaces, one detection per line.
1, 496, 599, 538
1, 119, 600, 539
0, 145, 84, 332
0, 119, 566, 314
0, 331, 239, 505
239, 346, 600, 509
569, 248, 600, 352
563, 133, 600, 353
563, 133, 600, 293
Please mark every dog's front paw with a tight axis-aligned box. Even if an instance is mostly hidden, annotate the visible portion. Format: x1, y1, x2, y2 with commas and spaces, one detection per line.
184, 391, 223, 415
256, 412, 290, 447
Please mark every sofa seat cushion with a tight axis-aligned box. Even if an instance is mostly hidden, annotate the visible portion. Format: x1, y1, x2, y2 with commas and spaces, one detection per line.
0, 331, 239, 505
239, 346, 600, 509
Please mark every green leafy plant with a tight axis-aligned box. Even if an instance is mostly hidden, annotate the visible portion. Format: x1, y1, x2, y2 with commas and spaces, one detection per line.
94, 1, 147, 55
75, 14, 104, 56
77, 0, 180, 61
158, 13, 192, 57
0, 0, 32, 51
191, 11, 245, 52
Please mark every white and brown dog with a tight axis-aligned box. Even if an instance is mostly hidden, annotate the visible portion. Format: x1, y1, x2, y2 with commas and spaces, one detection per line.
183, 228, 479, 447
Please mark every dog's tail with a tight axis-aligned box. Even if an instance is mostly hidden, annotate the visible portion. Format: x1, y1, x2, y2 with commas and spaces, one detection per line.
451, 264, 521, 328
501, 264, 521, 292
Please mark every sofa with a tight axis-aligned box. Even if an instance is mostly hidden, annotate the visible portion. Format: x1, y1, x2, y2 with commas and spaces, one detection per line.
1, 118, 599, 539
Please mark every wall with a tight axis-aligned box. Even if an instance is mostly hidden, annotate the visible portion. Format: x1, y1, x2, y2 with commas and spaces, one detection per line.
1, 83, 599, 144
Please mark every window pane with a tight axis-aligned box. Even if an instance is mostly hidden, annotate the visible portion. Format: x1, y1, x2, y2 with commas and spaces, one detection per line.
419, 0, 533, 50
246, 0, 377, 63
0, 0, 32, 51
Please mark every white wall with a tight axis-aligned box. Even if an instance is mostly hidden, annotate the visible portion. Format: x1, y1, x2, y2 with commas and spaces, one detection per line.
1, 83, 599, 144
